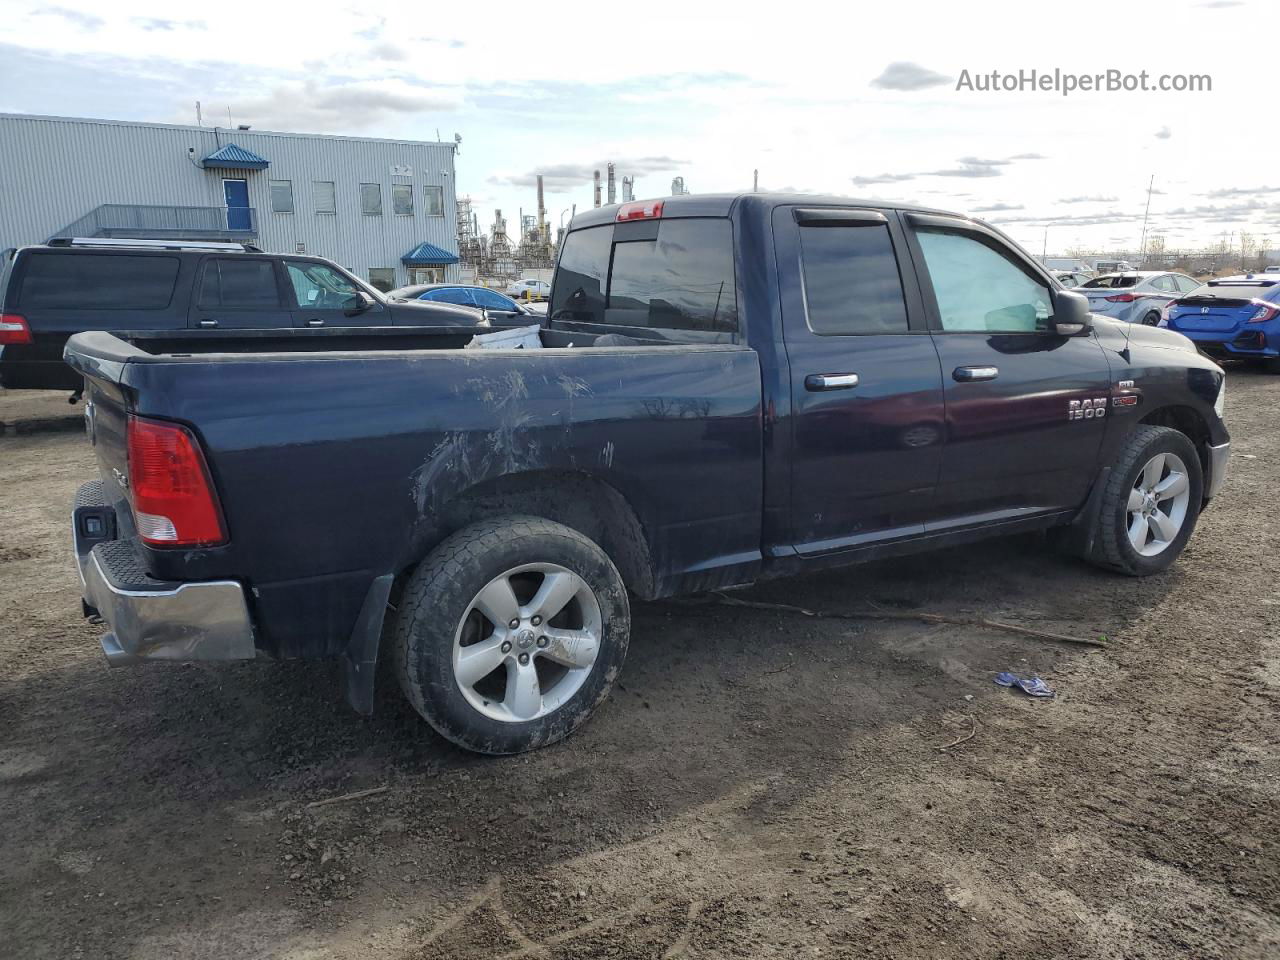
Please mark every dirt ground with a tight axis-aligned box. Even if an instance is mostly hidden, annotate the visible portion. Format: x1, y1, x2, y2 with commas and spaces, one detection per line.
0, 378, 1276, 960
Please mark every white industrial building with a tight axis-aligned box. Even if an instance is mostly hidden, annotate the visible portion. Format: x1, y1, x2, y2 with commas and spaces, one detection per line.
0, 113, 461, 290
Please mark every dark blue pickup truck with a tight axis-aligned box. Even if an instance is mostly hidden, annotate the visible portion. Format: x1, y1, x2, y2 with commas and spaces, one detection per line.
64, 193, 1231, 754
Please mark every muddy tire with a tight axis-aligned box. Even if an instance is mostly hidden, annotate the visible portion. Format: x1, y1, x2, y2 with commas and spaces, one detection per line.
393, 515, 630, 755
1141, 310, 1161, 326
1089, 425, 1203, 576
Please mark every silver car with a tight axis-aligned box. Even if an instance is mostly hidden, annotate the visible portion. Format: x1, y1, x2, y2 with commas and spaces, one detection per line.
1079, 271, 1201, 325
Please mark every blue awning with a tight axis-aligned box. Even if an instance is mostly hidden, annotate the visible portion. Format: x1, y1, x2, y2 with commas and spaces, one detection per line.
402, 241, 459, 265
201, 143, 269, 170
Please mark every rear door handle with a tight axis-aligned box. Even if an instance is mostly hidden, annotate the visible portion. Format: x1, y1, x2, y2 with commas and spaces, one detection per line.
306, 318, 325, 327
953, 365, 998, 382
805, 373, 860, 391
198, 319, 218, 328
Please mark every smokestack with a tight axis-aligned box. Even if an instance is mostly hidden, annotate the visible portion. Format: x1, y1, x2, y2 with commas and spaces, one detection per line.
536, 174, 546, 232
607, 162, 616, 205
622, 176, 634, 202
593, 170, 602, 208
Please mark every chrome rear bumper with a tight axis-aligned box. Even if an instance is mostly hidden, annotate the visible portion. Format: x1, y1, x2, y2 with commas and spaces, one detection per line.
74, 481, 256, 666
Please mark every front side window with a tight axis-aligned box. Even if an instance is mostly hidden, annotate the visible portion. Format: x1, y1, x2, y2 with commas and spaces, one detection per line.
424, 185, 444, 216
360, 183, 382, 216
916, 230, 1052, 333
199, 259, 280, 309
285, 260, 360, 309
313, 180, 336, 214
473, 288, 517, 310
269, 180, 294, 213
798, 223, 909, 335
19, 253, 179, 310
392, 184, 414, 216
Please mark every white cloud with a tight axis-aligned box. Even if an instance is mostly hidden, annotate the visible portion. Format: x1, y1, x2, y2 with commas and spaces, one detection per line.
870, 61, 952, 91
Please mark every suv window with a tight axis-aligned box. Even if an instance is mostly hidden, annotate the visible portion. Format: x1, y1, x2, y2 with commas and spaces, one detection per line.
285, 260, 360, 309
19, 252, 180, 310
798, 223, 909, 335
199, 259, 280, 309
916, 230, 1053, 333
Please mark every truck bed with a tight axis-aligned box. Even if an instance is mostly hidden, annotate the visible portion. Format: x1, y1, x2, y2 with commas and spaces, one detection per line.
65, 327, 765, 661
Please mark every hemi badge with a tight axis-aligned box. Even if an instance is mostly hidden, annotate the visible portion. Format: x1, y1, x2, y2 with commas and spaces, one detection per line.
1113, 395, 1139, 407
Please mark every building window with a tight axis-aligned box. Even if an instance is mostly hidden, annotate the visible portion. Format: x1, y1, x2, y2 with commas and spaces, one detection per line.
313, 180, 336, 215
392, 183, 414, 216
368, 268, 396, 292
424, 185, 444, 217
269, 180, 294, 214
410, 266, 445, 284
360, 183, 382, 216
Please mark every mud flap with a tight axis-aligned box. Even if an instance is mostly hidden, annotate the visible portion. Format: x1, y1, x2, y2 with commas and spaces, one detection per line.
1063, 465, 1112, 559
340, 574, 395, 716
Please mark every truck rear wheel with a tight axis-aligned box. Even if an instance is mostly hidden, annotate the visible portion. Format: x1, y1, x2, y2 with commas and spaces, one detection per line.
1089, 425, 1203, 576
393, 516, 630, 755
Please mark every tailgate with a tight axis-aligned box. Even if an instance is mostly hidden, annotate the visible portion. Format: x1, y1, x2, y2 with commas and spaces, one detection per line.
65, 333, 139, 530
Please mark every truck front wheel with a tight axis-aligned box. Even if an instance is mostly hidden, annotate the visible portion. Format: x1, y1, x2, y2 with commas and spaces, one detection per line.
393, 516, 630, 754
1089, 425, 1203, 576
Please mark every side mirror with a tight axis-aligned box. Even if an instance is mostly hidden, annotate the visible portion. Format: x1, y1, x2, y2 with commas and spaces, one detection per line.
1053, 289, 1092, 336
344, 291, 375, 316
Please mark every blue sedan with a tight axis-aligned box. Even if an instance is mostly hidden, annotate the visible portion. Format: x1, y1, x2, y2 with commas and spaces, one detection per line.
386, 284, 537, 325
1163, 273, 1280, 369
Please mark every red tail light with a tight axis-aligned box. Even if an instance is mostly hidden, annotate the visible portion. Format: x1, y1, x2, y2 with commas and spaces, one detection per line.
0, 313, 31, 344
126, 415, 227, 547
1104, 293, 1138, 303
616, 199, 664, 222
1247, 301, 1280, 324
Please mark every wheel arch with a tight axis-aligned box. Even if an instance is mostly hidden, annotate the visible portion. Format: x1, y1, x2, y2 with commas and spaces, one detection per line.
1139, 404, 1211, 478
401, 469, 656, 602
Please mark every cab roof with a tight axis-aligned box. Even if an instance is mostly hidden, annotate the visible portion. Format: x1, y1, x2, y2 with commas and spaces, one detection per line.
568, 192, 959, 230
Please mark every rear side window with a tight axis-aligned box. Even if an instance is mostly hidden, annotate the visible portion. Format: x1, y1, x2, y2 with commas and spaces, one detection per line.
798, 223, 908, 334
199, 259, 280, 308
551, 219, 738, 334
423, 288, 476, 306
19, 253, 179, 310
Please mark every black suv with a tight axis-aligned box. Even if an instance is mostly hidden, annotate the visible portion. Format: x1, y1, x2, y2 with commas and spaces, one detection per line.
0, 238, 485, 392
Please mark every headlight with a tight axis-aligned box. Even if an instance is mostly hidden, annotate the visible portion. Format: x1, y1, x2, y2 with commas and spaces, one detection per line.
1214, 378, 1226, 418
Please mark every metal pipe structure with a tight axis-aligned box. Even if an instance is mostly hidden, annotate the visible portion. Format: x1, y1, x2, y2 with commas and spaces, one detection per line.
593, 170, 602, 208
607, 163, 616, 205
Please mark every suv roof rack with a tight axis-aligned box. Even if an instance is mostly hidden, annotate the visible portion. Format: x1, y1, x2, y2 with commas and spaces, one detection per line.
45, 237, 264, 253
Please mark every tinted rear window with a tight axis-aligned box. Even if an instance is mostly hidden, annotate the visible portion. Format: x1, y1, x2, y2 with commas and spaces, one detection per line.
19, 252, 180, 310
551, 219, 738, 334
798, 223, 908, 334
199, 259, 280, 308
1081, 275, 1139, 289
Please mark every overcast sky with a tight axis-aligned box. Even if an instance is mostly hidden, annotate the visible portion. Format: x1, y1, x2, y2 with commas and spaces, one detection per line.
1, 0, 1274, 255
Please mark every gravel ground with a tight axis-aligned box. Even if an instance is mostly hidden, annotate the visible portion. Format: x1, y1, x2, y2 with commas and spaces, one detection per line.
0, 375, 1276, 959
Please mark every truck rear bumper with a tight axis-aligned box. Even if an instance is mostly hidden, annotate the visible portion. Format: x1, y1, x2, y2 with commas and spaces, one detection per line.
74, 481, 257, 666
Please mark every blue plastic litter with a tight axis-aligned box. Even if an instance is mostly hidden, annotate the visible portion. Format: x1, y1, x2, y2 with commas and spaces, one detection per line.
994, 672, 1054, 698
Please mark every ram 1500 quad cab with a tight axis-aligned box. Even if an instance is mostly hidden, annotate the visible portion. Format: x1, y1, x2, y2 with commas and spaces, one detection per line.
65, 193, 1231, 754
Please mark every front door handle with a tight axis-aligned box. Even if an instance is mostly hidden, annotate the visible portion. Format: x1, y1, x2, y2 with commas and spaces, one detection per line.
198, 319, 218, 329
306, 318, 325, 327
805, 373, 860, 391
953, 365, 998, 382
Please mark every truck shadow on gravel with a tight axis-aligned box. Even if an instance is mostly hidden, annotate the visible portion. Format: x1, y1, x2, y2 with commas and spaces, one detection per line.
1, 533, 1184, 960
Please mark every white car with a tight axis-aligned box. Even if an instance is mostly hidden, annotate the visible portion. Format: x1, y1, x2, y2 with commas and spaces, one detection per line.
506, 278, 551, 299
1079, 271, 1201, 325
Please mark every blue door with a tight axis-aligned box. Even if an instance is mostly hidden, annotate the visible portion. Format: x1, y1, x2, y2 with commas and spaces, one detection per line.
223, 179, 250, 231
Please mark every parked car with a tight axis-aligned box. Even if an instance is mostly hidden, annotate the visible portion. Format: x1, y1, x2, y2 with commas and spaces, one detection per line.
1093, 259, 1135, 274
1264, 265, 1280, 274
0, 238, 484, 392
387, 283, 539, 325
1042, 257, 1092, 274
506, 277, 551, 299
1079, 271, 1201, 325
65, 193, 1229, 755
1162, 273, 1280, 368
1054, 270, 1091, 288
